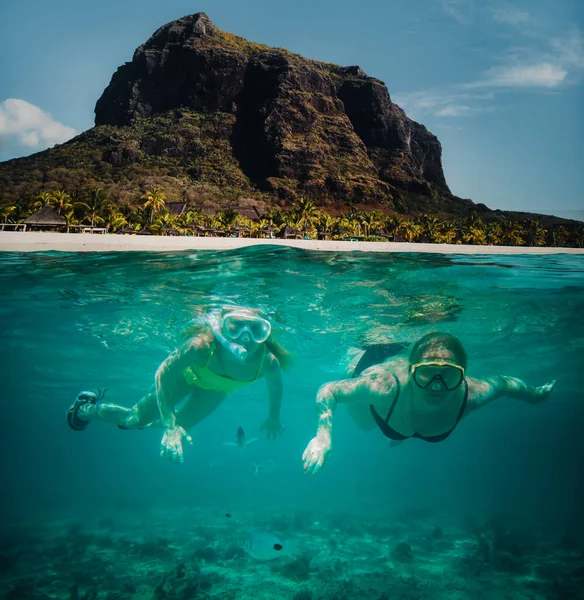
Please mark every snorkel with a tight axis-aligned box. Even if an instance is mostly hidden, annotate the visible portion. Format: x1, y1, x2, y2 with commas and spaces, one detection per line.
208, 309, 272, 363
209, 311, 249, 362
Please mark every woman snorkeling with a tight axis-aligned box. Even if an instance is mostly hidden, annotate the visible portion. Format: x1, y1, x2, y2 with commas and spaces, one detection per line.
302, 331, 555, 474
67, 307, 291, 463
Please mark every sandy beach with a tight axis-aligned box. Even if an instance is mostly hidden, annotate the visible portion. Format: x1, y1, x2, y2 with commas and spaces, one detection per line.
0, 231, 583, 254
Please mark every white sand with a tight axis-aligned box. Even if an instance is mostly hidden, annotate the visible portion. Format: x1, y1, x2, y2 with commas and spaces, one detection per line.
0, 231, 582, 254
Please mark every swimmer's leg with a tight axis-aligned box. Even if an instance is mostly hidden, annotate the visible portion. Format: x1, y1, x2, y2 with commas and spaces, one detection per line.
71, 389, 160, 429
351, 342, 409, 378
174, 389, 227, 431
69, 377, 191, 430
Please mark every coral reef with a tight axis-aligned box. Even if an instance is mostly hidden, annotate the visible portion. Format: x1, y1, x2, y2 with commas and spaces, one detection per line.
0, 506, 579, 600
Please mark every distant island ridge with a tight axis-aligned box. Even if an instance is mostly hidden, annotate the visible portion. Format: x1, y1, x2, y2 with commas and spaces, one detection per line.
0, 13, 581, 247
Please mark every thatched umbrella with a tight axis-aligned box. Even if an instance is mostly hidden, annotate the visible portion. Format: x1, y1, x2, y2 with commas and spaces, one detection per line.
280, 224, 302, 239
260, 224, 278, 238
117, 227, 136, 235
162, 224, 180, 236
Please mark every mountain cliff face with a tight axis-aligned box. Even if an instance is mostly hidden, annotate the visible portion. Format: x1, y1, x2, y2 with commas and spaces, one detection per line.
94, 13, 448, 205
1, 12, 482, 216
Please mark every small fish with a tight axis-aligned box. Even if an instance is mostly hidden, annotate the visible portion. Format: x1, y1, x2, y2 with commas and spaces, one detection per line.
253, 459, 278, 475
224, 426, 258, 448
225, 513, 232, 519
243, 530, 294, 561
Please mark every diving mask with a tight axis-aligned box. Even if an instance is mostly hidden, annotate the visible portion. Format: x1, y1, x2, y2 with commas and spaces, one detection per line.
209, 310, 271, 363
411, 361, 465, 391
222, 312, 272, 344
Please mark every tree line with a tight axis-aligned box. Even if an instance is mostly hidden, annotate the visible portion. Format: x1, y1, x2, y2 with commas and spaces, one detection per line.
1, 187, 582, 247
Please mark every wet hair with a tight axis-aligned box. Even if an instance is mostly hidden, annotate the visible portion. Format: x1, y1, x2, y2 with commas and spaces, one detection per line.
265, 337, 293, 372
409, 332, 467, 369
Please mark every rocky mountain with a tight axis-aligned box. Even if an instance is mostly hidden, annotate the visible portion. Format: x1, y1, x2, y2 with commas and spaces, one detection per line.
0, 13, 570, 223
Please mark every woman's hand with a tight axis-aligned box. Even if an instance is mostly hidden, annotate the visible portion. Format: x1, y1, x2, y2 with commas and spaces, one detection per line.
160, 426, 193, 463
302, 435, 331, 475
260, 417, 284, 439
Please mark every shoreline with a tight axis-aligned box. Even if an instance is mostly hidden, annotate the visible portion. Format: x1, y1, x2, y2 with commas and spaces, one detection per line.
0, 231, 583, 254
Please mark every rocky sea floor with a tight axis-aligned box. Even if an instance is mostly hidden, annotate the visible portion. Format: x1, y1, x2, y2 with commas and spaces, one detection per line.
1, 506, 583, 600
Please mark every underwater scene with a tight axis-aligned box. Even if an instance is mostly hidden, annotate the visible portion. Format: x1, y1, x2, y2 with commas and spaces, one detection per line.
0, 247, 583, 600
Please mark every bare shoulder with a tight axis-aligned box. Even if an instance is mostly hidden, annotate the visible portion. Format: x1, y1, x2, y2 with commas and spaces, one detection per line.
362, 357, 408, 384
182, 333, 213, 365
339, 360, 403, 401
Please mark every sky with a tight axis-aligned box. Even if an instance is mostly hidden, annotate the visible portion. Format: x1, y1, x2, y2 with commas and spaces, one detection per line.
0, 0, 582, 220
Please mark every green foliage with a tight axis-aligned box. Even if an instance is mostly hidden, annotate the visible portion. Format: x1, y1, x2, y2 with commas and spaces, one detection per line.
0, 107, 578, 244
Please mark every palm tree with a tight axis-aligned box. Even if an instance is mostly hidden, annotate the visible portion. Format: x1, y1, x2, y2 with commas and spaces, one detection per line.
128, 207, 150, 232
386, 214, 404, 239
294, 197, 320, 230
485, 221, 503, 245
32, 191, 53, 212
361, 210, 383, 237
317, 213, 335, 236
400, 220, 421, 242
501, 220, 525, 246
463, 225, 487, 245
181, 206, 203, 228
61, 209, 77, 233
263, 208, 285, 227
152, 210, 180, 235
524, 219, 547, 247
108, 210, 129, 232
76, 188, 110, 227
422, 215, 441, 242
50, 190, 73, 215
0, 200, 16, 230
438, 221, 458, 244
141, 187, 167, 224
216, 208, 238, 231
551, 226, 568, 248
572, 225, 584, 248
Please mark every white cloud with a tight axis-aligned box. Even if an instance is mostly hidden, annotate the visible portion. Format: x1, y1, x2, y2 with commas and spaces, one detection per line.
551, 30, 584, 69
0, 99, 77, 150
436, 104, 474, 116
492, 5, 533, 26
393, 90, 494, 120
440, 0, 472, 24
469, 62, 568, 88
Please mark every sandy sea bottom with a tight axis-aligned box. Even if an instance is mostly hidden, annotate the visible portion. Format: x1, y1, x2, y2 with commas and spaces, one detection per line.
2, 505, 583, 600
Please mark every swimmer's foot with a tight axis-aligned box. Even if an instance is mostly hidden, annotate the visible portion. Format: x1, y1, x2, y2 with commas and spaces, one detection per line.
66, 390, 101, 431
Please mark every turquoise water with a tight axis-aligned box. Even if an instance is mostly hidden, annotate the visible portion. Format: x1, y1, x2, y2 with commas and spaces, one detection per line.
1, 247, 583, 599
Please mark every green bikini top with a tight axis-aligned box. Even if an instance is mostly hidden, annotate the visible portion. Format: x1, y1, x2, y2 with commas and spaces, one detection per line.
182, 343, 266, 394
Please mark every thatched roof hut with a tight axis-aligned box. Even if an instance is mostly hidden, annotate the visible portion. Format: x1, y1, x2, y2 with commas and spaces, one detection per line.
23, 205, 66, 230
195, 205, 217, 217
166, 202, 186, 216
232, 205, 261, 222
